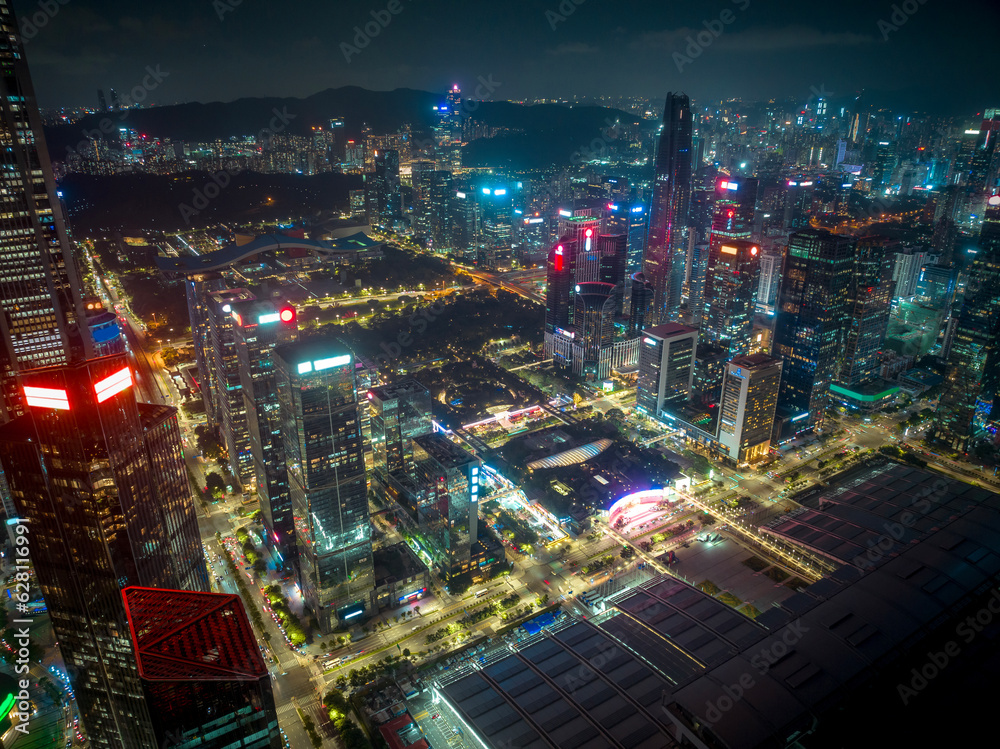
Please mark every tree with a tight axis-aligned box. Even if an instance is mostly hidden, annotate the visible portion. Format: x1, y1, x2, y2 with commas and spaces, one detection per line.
205, 472, 226, 499
620, 545, 635, 560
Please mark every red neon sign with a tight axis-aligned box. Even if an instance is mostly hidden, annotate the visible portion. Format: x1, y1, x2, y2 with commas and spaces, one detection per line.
94, 366, 133, 403
554, 245, 564, 272
280, 307, 295, 323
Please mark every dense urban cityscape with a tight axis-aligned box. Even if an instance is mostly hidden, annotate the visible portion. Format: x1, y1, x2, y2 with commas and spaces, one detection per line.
1, 1, 999, 748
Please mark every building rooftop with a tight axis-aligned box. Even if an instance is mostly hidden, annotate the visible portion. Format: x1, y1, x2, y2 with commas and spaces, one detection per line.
369, 379, 430, 402
275, 337, 353, 371
728, 352, 781, 369
413, 433, 478, 470
373, 543, 426, 586
644, 322, 698, 339
122, 587, 267, 682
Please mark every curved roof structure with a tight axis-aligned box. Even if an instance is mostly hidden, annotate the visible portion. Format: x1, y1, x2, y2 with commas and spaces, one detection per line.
527, 438, 613, 469
154, 231, 381, 274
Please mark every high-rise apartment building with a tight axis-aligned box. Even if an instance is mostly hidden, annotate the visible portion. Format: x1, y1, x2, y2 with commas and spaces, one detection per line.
644, 93, 693, 325
121, 587, 281, 749
717, 354, 782, 464
232, 299, 298, 568
636, 322, 698, 418
276, 339, 372, 630
0, 355, 209, 748
0, 4, 91, 420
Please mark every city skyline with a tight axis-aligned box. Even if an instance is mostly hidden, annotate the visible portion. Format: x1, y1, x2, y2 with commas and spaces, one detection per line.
13, 0, 1000, 114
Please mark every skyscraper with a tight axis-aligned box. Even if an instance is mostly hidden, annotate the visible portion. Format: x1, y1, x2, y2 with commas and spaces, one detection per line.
773, 229, 854, 432
367, 149, 401, 225
276, 339, 372, 630
573, 282, 616, 379
207, 288, 256, 486
935, 195, 1000, 448
544, 239, 576, 336
644, 92, 693, 325
717, 354, 783, 465
232, 299, 298, 568
369, 379, 433, 489
121, 587, 281, 749
701, 239, 761, 356
0, 355, 209, 748
0, 4, 90, 420
636, 322, 698, 418
837, 236, 896, 390
411, 433, 480, 578
629, 272, 654, 335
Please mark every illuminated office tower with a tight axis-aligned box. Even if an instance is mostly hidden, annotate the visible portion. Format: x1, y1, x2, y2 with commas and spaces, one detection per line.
544, 239, 577, 335
207, 288, 256, 486
232, 299, 298, 568
717, 354, 782, 465
369, 379, 433, 489
701, 239, 761, 356
604, 201, 648, 278
871, 140, 897, 192
276, 339, 372, 630
644, 92, 693, 325
935, 195, 1000, 448
636, 322, 698, 418
477, 186, 513, 270
121, 587, 281, 749
411, 433, 480, 577
558, 213, 604, 249
756, 247, 783, 315
837, 236, 896, 390
773, 229, 854, 432
573, 282, 616, 379
0, 4, 91, 421
0, 355, 209, 749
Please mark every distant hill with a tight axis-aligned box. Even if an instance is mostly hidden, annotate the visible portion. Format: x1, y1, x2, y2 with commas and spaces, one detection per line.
44, 86, 645, 166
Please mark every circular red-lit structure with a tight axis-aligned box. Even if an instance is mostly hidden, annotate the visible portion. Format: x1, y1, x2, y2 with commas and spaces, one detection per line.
585, 228, 593, 237
280, 307, 295, 323
751, 246, 759, 256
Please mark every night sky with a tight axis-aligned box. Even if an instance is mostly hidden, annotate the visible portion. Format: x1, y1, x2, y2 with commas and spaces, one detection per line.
15, 0, 999, 114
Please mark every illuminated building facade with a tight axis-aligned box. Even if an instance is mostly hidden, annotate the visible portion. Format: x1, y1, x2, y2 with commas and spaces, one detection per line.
122, 587, 281, 749
644, 92, 692, 325
207, 288, 257, 486
232, 299, 298, 568
773, 229, 853, 432
276, 339, 372, 630
411, 433, 480, 578
636, 322, 698, 418
936, 196, 1000, 448
0, 4, 90, 421
701, 239, 761, 357
0, 355, 208, 749
369, 379, 433, 489
717, 354, 783, 464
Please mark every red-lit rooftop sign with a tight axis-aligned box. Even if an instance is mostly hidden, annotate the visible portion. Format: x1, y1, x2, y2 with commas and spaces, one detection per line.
24, 386, 69, 410
94, 366, 133, 403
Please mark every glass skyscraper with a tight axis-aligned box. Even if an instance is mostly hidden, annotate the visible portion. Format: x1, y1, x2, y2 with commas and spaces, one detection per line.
644, 92, 692, 326
0, 4, 90, 421
276, 339, 372, 631
0, 355, 209, 748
